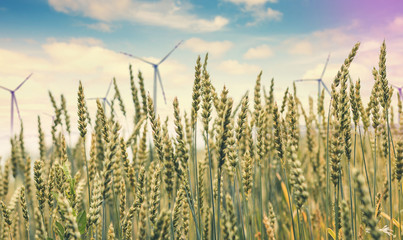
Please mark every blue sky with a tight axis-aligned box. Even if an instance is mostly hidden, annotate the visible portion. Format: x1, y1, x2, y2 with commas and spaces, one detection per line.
0, 0, 403, 155
1, 0, 399, 33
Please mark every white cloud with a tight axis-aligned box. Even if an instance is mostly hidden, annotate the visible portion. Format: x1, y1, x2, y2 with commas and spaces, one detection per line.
85, 22, 113, 32
266, 8, 282, 21
244, 7, 283, 25
301, 63, 330, 79
393, 16, 403, 26
224, 0, 282, 24
69, 37, 104, 46
388, 16, 403, 34
311, 28, 354, 46
218, 60, 260, 75
288, 41, 313, 55
48, 0, 228, 32
244, 44, 273, 59
359, 40, 380, 52
183, 38, 233, 57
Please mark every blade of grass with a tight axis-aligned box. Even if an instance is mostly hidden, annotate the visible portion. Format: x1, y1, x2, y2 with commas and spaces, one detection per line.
359, 128, 373, 206
205, 131, 217, 240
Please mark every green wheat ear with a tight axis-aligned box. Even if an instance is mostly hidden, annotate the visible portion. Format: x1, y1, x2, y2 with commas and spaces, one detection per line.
59, 196, 81, 239
49, 91, 62, 125
138, 202, 148, 240
61, 94, 71, 135
77, 80, 88, 138
129, 64, 142, 124
225, 194, 238, 240
242, 149, 253, 200
113, 77, 127, 117
149, 164, 161, 227
107, 223, 115, 240
1, 201, 12, 226
162, 119, 175, 199
147, 94, 164, 163
201, 53, 212, 133
88, 174, 102, 228
253, 71, 262, 125
152, 210, 170, 240
34, 159, 46, 213
138, 71, 148, 117
191, 55, 202, 128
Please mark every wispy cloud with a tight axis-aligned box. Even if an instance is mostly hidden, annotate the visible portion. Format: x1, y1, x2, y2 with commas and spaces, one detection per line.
388, 16, 403, 34
288, 41, 313, 55
265, 8, 282, 21
244, 44, 273, 59
48, 0, 228, 32
183, 38, 233, 57
224, 0, 282, 25
84, 22, 114, 32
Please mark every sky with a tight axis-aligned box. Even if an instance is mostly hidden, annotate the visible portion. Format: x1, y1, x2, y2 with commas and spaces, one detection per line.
0, 0, 403, 156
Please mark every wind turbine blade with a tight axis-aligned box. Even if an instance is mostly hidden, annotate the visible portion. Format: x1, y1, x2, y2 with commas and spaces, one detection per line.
42, 112, 54, 117
87, 97, 100, 100
0, 85, 12, 91
158, 40, 183, 65
391, 84, 403, 90
320, 81, 331, 95
105, 79, 113, 98
294, 79, 320, 82
156, 68, 167, 104
13, 94, 22, 121
14, 73, 33, 91
320, 54, 330, 79
120, 52, 155, 65
105, 99, 112, 107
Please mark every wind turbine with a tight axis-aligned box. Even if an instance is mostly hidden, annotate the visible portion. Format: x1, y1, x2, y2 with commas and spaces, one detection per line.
88, 79, 113, 109
0, 73, 33, 134
294, 54, 331, 98
391, 84, 403, 101
121, 40, 183, 112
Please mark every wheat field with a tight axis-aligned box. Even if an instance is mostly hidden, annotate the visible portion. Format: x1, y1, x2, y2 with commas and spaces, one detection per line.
0, 41, 402, 240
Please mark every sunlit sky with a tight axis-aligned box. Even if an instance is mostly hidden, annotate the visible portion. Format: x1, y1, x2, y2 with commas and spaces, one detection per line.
1, 0, 403, 156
